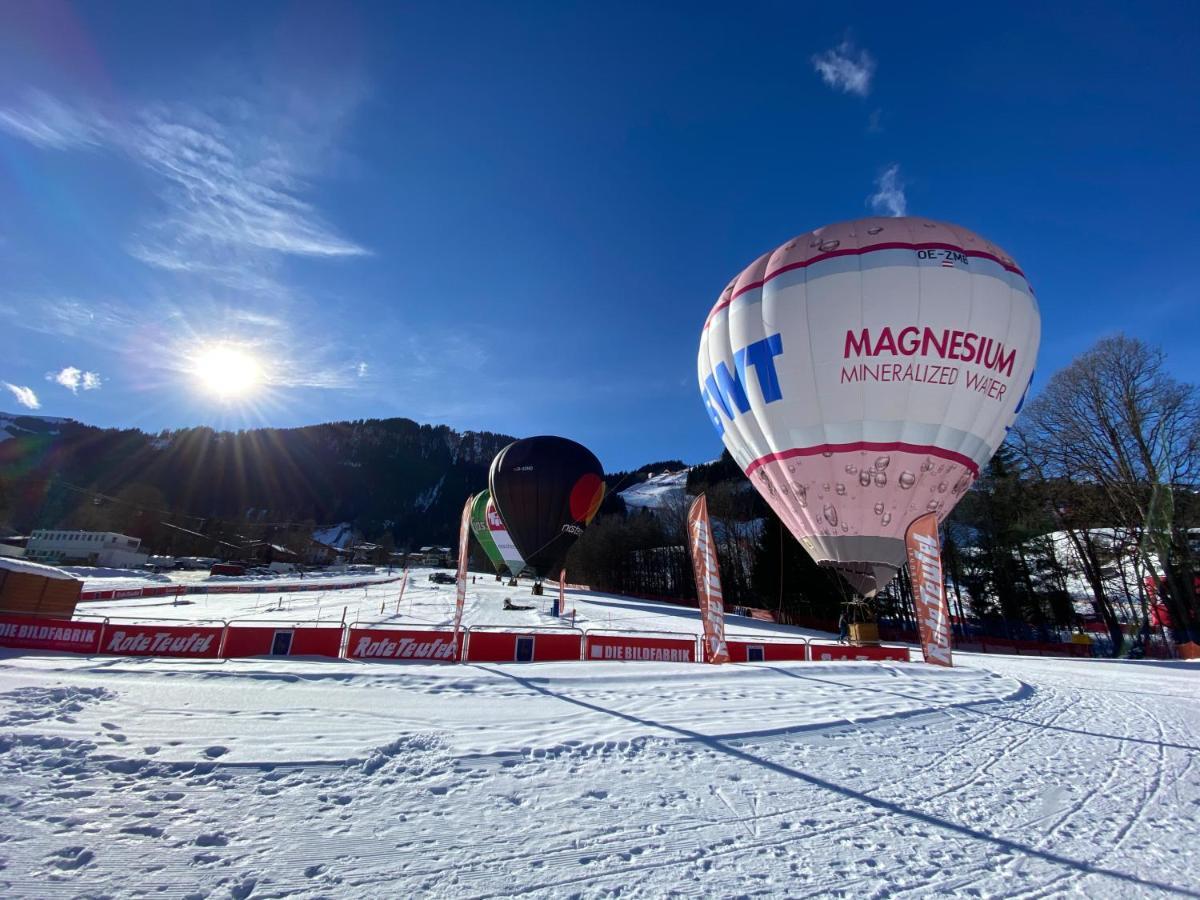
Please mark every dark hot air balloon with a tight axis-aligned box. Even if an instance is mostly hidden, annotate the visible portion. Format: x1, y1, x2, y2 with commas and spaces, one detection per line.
488, 436, 605, 585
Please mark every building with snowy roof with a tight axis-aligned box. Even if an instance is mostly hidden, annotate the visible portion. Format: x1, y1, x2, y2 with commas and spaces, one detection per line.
0, 557, 83, 618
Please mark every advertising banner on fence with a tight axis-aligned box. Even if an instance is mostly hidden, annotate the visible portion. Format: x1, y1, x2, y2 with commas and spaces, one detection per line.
346, 628, 461, 661
101, 623, 224, 658
586, 634, 696, 663
0, 614, 103, 653
453, 495, 471, 640
904, 513, 953, 667
686, 494, 730, 664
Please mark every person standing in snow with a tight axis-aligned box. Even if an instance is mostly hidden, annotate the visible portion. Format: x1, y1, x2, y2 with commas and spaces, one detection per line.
837, 609, 849, 643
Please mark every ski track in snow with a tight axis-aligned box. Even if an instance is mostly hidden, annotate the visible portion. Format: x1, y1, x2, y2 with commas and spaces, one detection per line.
0, 578, 1198, 897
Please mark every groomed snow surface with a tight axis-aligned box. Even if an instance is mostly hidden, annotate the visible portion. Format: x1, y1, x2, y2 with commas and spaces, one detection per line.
1, 571, 1198, 898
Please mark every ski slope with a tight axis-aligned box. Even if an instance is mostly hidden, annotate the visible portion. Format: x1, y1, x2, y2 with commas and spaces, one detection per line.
1, 574, 1198, 898
76, 567, 828, 641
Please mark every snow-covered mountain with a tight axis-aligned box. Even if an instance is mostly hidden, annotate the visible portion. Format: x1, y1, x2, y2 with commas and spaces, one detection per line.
0, 411, 70, 442
618, 469, 691, 512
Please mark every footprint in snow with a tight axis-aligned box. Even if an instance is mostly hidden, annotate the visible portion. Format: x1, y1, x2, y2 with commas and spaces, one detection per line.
230, 877, 257, 899
47, 845, 94, 870
194, 832, 229, 847
204, 746, 229, 759
119, 824, 165, 838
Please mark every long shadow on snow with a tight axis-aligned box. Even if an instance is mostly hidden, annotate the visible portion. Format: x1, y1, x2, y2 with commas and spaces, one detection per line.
768, 666, 1200, 755
477, 664, 1198, 898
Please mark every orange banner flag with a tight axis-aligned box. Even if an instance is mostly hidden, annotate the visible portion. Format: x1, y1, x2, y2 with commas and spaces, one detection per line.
904, 512, 953, 667
687, 494, 730, 664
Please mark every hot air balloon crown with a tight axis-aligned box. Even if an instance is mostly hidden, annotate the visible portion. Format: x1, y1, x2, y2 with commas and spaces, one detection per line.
697, 216, 1040, 596
487, 435, 605, 579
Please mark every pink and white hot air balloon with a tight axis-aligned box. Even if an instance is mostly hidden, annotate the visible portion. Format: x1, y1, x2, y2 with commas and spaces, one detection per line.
697, 217, 1040, 597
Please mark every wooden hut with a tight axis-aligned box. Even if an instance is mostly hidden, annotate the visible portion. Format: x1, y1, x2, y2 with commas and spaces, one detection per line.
0, 558, 84, 618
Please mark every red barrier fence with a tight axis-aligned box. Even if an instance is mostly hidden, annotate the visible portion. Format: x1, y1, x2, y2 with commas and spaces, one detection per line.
726, 639, 810, 663
99, 621, 224, 658
585, 633, 697, 663
0, 613, 105, 653
344, 627, 462, 662
810, 643, 910, 662
0, 610, 928, 668
221, 624, 343, 659
467, 628, 583, 663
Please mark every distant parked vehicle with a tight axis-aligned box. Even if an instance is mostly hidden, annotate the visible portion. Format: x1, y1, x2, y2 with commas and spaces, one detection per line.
428, 572, 456, 584
210, 562, 246, 577
176, 557, 218, 570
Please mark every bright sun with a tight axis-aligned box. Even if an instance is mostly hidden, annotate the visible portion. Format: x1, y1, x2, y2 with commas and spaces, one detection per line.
191, 344, 263, 399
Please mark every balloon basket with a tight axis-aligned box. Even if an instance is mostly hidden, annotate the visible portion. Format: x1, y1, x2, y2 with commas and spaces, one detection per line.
849, 622, 880, 645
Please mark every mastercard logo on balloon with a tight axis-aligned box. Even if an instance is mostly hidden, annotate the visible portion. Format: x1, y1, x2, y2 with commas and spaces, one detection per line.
569, 473, 606, 524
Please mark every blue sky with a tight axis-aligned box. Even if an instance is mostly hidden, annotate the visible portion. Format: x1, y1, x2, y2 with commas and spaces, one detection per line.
0, 1, 1196, 471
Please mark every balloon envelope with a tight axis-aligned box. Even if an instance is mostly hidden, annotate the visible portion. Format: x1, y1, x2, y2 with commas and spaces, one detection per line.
487, 493, 526, 576
469, 491, 507, 574
488, 436, 605, 579
697, 217, 1040, 595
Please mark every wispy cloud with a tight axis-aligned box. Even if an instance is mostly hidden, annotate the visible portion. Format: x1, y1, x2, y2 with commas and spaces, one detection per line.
48, 366, 101, 393
131, 104, 367, 262
868, 164, 907, 217
2, 383, 40, 409
812, 40, 876, 97
0, 89, 104, 150
0, 88, 367, 272
0, 298, 138, 340
357, 362, 369, 378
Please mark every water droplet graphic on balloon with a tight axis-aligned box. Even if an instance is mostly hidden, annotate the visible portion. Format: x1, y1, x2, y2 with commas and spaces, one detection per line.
821, 451, 834, 458
822, 482, 830, 491
874, 455, 890, 471
835, 483, 847, 496
841, 524, 849, 532
819, 239, 840, 252
794, 483, 807, 506
874, 471, 887, 487
927, 499, 942, 512
845, 465, 857, 474
859, 470, 873, 487
823, 504, 839, 527
787, 464, 796, 473
899, 471, 916, 489
921, 459, 935, 473
953, 474, 972, 494
874, 502, 885, 515
881, 512, 892, 526
938, 482, 948, 493
867, 225, 884, 235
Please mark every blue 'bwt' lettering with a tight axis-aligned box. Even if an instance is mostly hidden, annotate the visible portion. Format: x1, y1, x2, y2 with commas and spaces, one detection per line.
700, 333, 784, 436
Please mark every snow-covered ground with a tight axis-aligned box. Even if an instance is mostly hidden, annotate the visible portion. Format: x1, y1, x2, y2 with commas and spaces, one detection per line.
65, 566, 400, 595
1, 574, 1197, 898
76, 567, 827, 641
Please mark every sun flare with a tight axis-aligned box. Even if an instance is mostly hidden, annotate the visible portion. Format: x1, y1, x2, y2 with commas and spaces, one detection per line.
190, 344, 263, 400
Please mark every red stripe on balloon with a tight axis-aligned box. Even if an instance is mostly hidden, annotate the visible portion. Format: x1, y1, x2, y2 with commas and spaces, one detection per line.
744, 442, 980, 478
702, 242, 1028, 330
